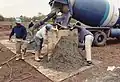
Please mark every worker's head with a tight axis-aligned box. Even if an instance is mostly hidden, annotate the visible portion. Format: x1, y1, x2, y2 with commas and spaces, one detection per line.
15, 18, 22, 25
46, 24, 53, 31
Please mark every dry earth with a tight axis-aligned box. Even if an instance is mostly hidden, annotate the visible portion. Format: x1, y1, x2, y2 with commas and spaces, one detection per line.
0, 24, 120, 82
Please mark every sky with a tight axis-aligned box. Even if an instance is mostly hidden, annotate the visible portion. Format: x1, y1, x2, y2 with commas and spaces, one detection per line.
0, 0, 120, 17
0, 0, 50, 17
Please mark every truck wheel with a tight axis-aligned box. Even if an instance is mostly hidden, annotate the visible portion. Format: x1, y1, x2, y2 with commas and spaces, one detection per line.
93, 31, 107, 46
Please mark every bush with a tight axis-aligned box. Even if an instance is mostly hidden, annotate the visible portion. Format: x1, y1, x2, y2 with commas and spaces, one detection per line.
0, 15, 4, 21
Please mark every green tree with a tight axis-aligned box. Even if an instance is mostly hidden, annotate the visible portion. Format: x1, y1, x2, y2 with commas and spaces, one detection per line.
4, 17, 15, 22
32, 13, 45, 22
0, 15, 4, 21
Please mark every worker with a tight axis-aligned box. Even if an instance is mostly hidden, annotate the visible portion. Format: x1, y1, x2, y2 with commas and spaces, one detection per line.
34, 0, 73, 28
77, 22, 94, 65
9, 18, 27, 60
28, 20, 35, 37
71, 22, 94, 65
31, 24, 58, 62
28, 20, 34, 29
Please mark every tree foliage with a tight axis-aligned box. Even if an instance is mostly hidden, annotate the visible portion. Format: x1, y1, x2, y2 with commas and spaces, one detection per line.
4, 17, 15, 22
0, 12, 77, 24
0, 15, 4, 21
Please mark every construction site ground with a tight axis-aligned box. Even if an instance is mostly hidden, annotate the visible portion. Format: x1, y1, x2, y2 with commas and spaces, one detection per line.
0, 25, 120, 82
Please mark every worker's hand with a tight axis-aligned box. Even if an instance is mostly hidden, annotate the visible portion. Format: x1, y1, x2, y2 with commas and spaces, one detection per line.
56, 28, 59, 32
27, 40, 34, 44
69, 26, 75, 31
52, 27, 58, 32
55, 23, 67, 29
27, 41, 31, 44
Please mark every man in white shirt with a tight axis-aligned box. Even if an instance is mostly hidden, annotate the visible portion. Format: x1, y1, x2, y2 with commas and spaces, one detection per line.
33, 24, 58, 61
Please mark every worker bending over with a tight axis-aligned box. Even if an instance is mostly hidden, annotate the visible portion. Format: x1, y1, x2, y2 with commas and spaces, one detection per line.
74, 22, 94, 65
9, 18, 27, 60
28, 20, 35, 37
32, 24, 58, 62
28, 20, 34, 29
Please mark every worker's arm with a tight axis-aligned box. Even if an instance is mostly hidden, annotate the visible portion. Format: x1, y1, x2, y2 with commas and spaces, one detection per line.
55, 23, 67, 28
42, 31, 47, 41
51, 26, 58, 31
41, 29, 48, 45
9, 28, 14, 40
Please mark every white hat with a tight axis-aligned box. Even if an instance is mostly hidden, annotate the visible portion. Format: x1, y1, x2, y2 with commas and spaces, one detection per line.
15, 18, 22, 24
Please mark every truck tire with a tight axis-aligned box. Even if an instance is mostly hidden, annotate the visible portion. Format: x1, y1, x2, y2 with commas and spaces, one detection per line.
93, 31, 107, 46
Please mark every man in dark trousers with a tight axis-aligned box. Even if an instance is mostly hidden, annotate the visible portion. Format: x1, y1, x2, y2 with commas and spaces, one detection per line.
9, 18, 27, 60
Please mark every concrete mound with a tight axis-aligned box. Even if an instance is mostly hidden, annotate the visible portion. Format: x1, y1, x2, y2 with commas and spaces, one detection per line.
41, 30, 85, 73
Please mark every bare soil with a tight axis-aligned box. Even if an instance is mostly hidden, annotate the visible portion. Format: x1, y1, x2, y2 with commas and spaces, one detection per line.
0, 25, 120, 82
0, 43, 52, 82
63, 39, 120, 82
0, 25, 52, 82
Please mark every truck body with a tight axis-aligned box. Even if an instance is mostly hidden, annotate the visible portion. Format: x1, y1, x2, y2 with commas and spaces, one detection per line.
71, 0, 120, 46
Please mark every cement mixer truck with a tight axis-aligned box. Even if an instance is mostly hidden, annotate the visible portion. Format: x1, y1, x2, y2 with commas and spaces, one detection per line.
37, 0, 120, 46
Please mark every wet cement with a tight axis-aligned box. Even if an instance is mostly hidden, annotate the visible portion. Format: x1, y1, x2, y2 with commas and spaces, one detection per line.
41, 36, 85, 73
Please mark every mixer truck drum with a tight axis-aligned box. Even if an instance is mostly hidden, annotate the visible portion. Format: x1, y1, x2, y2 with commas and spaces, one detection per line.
93, 31, 107, 46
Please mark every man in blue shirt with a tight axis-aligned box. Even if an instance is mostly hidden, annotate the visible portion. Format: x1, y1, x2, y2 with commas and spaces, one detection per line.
9, 18, 27, 60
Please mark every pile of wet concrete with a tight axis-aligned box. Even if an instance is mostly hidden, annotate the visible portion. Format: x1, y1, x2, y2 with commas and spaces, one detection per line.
41, 30, 85, 73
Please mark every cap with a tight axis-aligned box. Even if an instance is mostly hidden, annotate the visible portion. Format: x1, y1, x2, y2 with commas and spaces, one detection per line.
46, 24, 53, 31
15, 18, 22, 24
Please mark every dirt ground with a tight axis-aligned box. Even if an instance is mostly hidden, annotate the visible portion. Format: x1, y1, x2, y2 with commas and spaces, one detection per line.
0, 26, 120, 82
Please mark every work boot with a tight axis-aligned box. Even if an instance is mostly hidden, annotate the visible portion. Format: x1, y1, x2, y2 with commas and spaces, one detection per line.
21, 54, 25, 60
35, 51, 40, 62
21, 49, 26, 60
86, 61, 93, 66
16, 54, 20, 61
